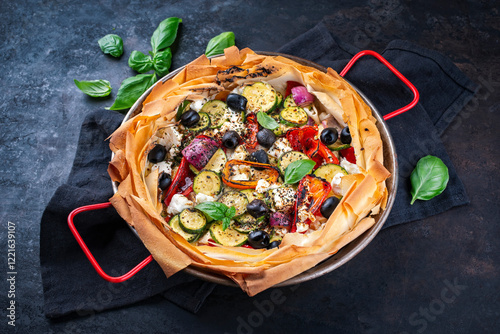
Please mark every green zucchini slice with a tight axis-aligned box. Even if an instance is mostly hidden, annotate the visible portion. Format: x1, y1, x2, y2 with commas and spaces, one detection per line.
179, 208, 207, 234
168, 215, 198, 242
283, 94, 297, 108
193, 170, 222, 196
203, 148, 227, 174
240, 189, 264, 203
276, 91, 283, 109
314, 163, 348, 183
328, 139, 351, 151
278, 150, 309, 174
209, 221, 248, 247
232, 214, 266, 234
218, 191, 248, 216
200, 100, 228, 128
242, 82, 278, 113
189, 164, 200, 175
279, 106, 308, 127
271, 114, 292, 136
188, 112, 210, 132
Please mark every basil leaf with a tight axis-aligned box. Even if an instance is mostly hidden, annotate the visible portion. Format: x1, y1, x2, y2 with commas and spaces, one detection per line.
150, 17, 182, 53
74, 79, 112, 97
222, 217, 231, 231
128, 51, 153, 73
257, 112, 279, 130
98, 34, 123, 57
176, 100, 191, 121
284, 159, 315, 184
153, 48, 172, 77
195, 202, 228, 221
225, 206, 236, 219
205, 32, 235, 57
410, 155, 449, 205
107, 73, 156, 111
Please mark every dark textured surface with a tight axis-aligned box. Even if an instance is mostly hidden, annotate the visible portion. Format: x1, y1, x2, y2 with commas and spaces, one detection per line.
0, 0, 499, 333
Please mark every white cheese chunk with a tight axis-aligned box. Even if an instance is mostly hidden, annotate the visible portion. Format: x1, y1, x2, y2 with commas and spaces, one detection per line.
340, 158, 360, 174
195, 193, 216, 204
295, 222, 309, 233
190, 98, 206, 112
166, 194, 193, 215
267, 137, 293, 159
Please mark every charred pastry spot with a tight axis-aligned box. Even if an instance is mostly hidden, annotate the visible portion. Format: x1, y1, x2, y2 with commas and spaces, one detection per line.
360, 148, 364, 151
365, 128, 369, 131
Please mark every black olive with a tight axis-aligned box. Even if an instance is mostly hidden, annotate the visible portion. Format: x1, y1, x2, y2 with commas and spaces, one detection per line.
147, 144, 166, 163
250, 149, 270, 165
320, 127, 338, 145
267, 240, 281, 249
180, 110, 200, 128
340, 126, 352, 144
320, 197, 340, 218
247, 199, 268, 219
256, 128, 276, 148
248, 230, 270, 249
158, 173, 172, 191
226, 93, 248, 111
222, 130, 240, 149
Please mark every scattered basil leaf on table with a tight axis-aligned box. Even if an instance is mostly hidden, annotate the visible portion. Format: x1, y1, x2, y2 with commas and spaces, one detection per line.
98, 34, 124, 57
73, 79, 112, 97
284, 159, 315, 184
410, 155, 449, 205
256, 112, 279, 130
106, 73, 156, 111
205, 32, 235, 57
153, 48, 172, 77
128, 51, 153, 73
195, 202, 236, 231
150, 17, 182, 53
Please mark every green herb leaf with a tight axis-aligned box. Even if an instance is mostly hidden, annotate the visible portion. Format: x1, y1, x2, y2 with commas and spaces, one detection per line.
195, 202, 228, 221
153, 48, 172, 77
150, 17, 182, 53
256, 111, 279, 130
205, 32, 235, 57
176, 100, 191, 121
284, 159, 315, 184
106, 73, 156, 111
222, 217, 231, 231
225, 206, 236, 219
128, 51, 153, 73
98, 34, 124, 57
410, 155, 449, 205
74, 79, 112, 97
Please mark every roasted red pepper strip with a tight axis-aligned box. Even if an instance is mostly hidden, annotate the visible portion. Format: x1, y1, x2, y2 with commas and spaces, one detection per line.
286, 126, 339, 167
163, 157, 191, 207
340, 146, 356, 164
318, 142, 340, 164
180, 184, 193, 197
291, 175, 331, 233
244, 113, 259, 149
221, 159, 280, 189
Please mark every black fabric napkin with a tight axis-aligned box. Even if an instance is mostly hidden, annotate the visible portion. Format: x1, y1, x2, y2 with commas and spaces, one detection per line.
278, 22, 477, 228
40, 21, 477, 318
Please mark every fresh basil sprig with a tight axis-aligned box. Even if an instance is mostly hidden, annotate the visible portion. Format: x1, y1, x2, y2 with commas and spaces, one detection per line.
106, 73, 156, 110
284, 159, 316, 184
74, 79, 112, 97
151, 17, 182, 54
153, 49, 172, 77
128, 51, 154, 73
205, 32, 235, 57
257, 111, 279, 130
98, 34, 124, 57
410, 155, 449, 205
195, 202, 236, 231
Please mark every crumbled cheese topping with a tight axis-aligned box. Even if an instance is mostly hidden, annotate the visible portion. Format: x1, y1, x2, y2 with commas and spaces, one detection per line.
166, 194, 193, 215
255, 179, 281, 194
269, 186, 295, 211
340, 158, 360, 174
190, 98, 206, 112
195, 193, 216, 204
267, 137, 293, 159
295, 222, 309, 233
152, 161, 172, 176
330, 172, 345, 187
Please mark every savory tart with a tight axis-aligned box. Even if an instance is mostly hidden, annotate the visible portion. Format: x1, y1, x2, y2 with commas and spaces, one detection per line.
108, 46, 391, 295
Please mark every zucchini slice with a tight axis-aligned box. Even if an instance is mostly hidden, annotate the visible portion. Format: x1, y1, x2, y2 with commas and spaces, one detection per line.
280, 106, 308, 127
276, 91, 283, 109
203, 148, 227, 174
200, 100, 228, 128
179, 208, 207, 234
271, 114, 292, 136
242, 82, 278, 113
278, 150, 309, 174
209, 221, 248, 247
328, 139, 351, 151
193, 170, 222, 196
189, 164, 201, 175
314, 163, 348, 183
283, 94, 297, 108
168, 215, 198, 242
240, 189, 264, 203
188, 112, 210, 132
232, 214, 266, 234
218, 191, 248, 216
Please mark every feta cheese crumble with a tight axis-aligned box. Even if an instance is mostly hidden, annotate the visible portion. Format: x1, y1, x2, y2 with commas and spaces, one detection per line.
166, 194, 193, 215
340, 158, 360, 174
266, 137, 293, 159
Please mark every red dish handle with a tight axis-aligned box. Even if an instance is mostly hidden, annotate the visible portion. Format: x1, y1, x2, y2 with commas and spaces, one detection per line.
67, 202, 153, 283
340, 50, 419, 120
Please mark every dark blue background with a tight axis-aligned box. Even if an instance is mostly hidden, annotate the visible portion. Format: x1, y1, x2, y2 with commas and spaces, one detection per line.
1, 0, 499, 333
